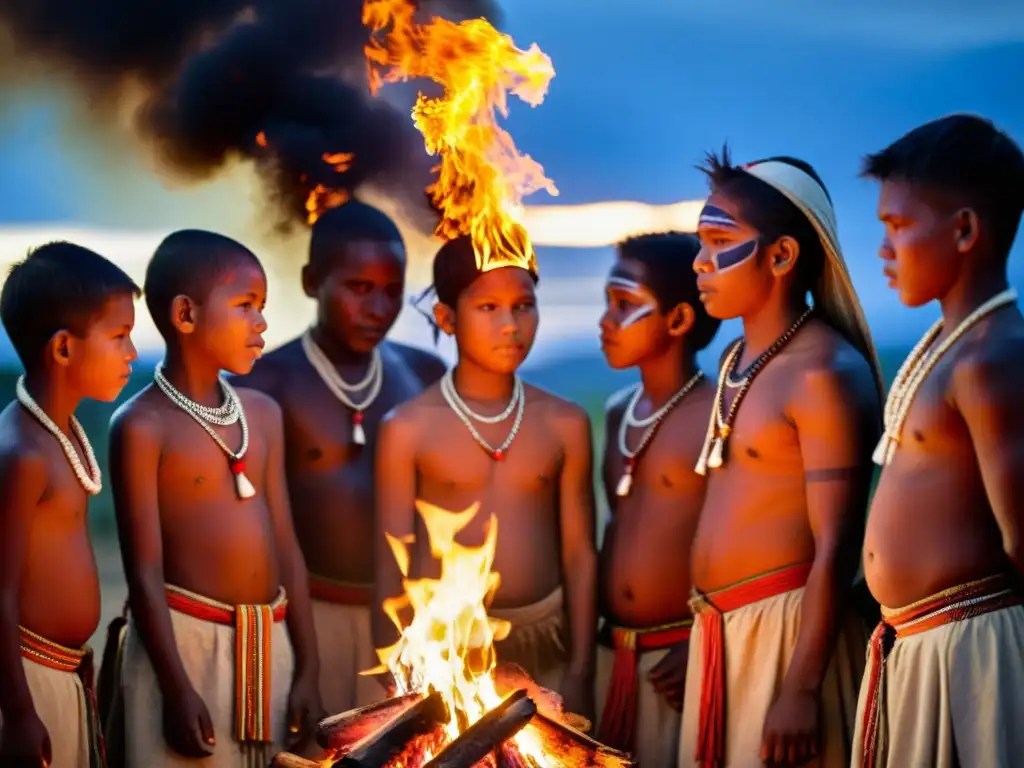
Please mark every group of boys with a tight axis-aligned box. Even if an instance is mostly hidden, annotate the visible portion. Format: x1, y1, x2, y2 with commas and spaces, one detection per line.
1, 111, 1023, 768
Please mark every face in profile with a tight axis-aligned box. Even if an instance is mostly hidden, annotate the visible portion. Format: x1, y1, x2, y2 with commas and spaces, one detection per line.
440, 266, 539, 374
599, 257, 672, 369
190, 260, 268, 376
66, 292, 138, 402
693, 192, 776, 320
306, 239, 406, 354
876, 180, 965, 307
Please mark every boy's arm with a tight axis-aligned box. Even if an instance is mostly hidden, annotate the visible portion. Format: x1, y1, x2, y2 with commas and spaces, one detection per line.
557, 406, 598, 698
954, 351, 1024, 573
761, 364, 875, 762
372, 412, 419, 652
0, 450, 48, 722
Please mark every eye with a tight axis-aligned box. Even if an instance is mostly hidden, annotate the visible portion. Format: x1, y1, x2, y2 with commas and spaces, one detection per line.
347, 281, 372, 295
241, 301, 254, 311
478, 303, 496, 311
514, 300, 535, 312
711, 237, 731, 247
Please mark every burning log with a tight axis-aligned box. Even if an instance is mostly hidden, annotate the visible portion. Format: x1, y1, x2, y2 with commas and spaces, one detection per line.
316, 692, 424, 751
334, 690, 448, 768
523, 712, 634, 767
423, 690, 536, 768
270, 753, 323, 768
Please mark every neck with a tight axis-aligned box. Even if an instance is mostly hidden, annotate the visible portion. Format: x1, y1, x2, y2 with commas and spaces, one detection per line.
309, 324, 374, 366
741, 290, 809, 360
23, 370, 81, 435
637, 345, 697, 406
452, 358, 516, 402
938, 269, 1011, 332
161, 346, 224, 408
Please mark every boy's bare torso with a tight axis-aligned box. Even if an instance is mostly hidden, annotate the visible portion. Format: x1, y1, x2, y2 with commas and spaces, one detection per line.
0, 405, 101, 648
865, 312, 1024, 608
599, 382, 715, 627
242, 338, 443, 585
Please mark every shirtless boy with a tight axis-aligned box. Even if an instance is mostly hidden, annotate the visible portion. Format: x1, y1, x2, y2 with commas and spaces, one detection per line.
110, 230, 321, 766
0, 243, 137, 768
595, 232, 719, 763
680, 151, 884, 767
373, 234, 597, 718
238, 202, 446, 714
854, 114, 1024, 767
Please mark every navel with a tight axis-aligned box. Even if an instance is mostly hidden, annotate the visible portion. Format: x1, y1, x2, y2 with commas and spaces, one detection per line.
195, 476, 204, 485
746, 447, 760, 459
307, 447, 323, 461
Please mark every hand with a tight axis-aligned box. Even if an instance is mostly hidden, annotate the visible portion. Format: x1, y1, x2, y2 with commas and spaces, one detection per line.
0, 711, 52, 767
162, 682, 216, 758
286, 673, 325, 751
647, 639, 688, 712
761, 688, 820, 766
559, 670, 595, 723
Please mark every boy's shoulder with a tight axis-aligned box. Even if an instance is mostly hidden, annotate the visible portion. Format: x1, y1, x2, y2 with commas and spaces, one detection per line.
0, 402, 52, 489
232, 384, 283, 425
110, 384, 166, 442
382, 380, 444, 429
381, 339, 448, 385
522, 381, 592, 433
234, 338, 305, 395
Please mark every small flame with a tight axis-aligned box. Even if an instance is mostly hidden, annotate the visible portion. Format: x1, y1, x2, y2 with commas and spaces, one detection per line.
254, 130, 354, 225
255, 131, 268, 148
363, 0, 558, 274
370, 500, 547, 761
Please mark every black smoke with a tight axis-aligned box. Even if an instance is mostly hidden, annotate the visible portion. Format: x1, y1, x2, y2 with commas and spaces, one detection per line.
0, 0, 502, 231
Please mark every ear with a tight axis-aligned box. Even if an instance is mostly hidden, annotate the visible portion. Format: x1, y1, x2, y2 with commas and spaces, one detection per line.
170, 295, 197, 335
666, 302, 696, 338
47, 330, 73, 368
433, 302, 456, 337
953, 207, 981, 254
300, 264, 319, 299
769, 235, 800, 277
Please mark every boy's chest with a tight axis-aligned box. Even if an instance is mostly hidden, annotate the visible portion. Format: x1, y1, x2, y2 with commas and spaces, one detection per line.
158, 413, 269, 486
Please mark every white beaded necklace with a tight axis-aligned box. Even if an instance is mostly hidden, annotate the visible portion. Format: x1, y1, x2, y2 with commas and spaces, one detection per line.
440, 370, 525, 461
615, 371, 704, 497
873, 288, 1018, 466
301, 330, 383, 446
154, 367, 255, 499
15, 377, 101, 495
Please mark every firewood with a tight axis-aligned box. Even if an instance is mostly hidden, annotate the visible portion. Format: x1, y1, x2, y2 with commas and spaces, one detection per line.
270, 753, 322, 768
522, 711, 635, 767
423, 690, 536, 768
316, 692, 423, 750
334, 690, 448, 767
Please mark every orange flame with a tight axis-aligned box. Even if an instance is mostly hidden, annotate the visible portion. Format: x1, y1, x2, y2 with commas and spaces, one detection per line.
363, 0, 558, 274
254, 131, 354, 225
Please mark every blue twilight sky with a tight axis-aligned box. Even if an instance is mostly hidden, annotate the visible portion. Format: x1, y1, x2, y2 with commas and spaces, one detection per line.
0, 0, 1022, 357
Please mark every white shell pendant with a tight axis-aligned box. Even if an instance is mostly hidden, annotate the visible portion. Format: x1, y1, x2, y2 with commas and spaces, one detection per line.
352, 412, 366, 446
615, 471, 633, 498
706, 438, 725, 470
230, 460, 256, 500
872, 433, 891, 466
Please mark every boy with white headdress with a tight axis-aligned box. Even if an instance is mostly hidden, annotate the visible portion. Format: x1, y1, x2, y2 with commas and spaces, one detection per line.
678, 149, 883, 767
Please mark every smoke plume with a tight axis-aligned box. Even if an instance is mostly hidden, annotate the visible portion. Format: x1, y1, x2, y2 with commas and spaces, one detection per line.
0, 0, 502, 232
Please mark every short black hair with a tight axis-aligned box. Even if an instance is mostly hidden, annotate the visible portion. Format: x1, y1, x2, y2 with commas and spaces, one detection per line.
144, 229, 264, 339
432, 235, 538, 308
861, 113, 1024, 258
308, 201, 404, 276
617, 232, 721, 351
0, 241, 140, 368
698, 146, 828, 293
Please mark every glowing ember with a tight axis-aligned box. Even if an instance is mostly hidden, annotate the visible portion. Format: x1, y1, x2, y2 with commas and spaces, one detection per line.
363, 0, 558, 275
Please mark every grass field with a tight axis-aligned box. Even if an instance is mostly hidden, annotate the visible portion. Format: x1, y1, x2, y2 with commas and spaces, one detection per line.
0, 347, 907, 648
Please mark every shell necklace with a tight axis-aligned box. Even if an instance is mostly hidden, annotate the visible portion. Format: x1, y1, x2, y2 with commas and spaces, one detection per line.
16, 377, 102, 495
154, 367, 255, 499
301, 330, 383, 446
615, 370, 705, 497
873, 288, 1018, 466
440, 369, 525, 461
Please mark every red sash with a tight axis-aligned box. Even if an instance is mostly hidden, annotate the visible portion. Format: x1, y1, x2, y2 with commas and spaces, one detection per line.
308, 576, 372, 606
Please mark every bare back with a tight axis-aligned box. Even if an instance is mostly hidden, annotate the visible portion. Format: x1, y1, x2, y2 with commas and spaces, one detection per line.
865, 310, 1024, 608
239, 338, 444, 585
0, 404, 100, 648
599, 382, 714, 626
115, 385, 281, 605
692, 321, 880, 592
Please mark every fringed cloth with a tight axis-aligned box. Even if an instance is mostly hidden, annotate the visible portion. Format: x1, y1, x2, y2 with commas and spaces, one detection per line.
490, 586, 569, 693
858, 574, 1022, 768
18, 626, 105, 768
308, 576, 371, 606
165, 585, 288, 746
596, 618, 691, 752
688, 563, 813, 767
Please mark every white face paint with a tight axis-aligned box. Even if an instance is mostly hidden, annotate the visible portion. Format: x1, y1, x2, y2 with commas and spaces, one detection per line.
606, 276, 657, 328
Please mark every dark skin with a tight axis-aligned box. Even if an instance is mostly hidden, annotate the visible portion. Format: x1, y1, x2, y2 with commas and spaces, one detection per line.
111, 261, 322, 758
597, 255, 715, 712
0, 293, 137, 767
693, 191, 880, 766
235, 240, 446, 586
373, 266, 598, 720
865, 179, 1024, 608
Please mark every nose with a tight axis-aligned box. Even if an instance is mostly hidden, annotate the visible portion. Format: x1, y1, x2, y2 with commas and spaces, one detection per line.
693, 245, 713, 274
253, 308, 268, 334
498, 307, 519, 336
365, 291, 390, 322
126, 337, 138, 362
879, 238, 895, 261
598, 307, 615, 333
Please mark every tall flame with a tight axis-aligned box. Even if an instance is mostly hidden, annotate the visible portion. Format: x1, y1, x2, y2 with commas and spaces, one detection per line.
363, 0, 558, 274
